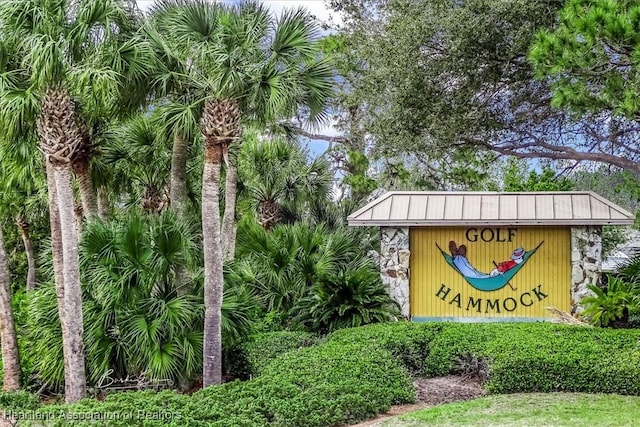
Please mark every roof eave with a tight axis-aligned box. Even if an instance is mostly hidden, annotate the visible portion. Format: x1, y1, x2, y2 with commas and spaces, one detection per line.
348, 219, 635, 227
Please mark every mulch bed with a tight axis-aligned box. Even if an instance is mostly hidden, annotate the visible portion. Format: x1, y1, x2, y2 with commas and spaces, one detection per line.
353, 375, 486, 426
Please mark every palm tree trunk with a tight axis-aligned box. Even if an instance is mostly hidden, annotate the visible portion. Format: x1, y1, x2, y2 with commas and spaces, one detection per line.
73, 156, 98, 221
221, 162, 237, 261
202, 145, 224, 387
96, 186, 110, 220
74, 203, 84, 243
46, 163, 66, 320
16, 216, 37, 291
0, 227, 21, 391
53, 165, 87, 403
228, 224, 237, 262
170, 132, 189, 218
171, 132, 192, 296
46, 162, 69, 393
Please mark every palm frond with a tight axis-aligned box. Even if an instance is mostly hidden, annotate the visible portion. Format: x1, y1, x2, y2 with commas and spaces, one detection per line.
0, 88, 40, 141
271, 7, 319, 62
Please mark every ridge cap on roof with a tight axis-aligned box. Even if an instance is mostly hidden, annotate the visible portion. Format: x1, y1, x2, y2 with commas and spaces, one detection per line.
347, 190, 636, 225
381, 190, 597, 195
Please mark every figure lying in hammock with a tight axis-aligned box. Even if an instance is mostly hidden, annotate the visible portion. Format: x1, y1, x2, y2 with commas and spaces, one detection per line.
449, 241, 524, 279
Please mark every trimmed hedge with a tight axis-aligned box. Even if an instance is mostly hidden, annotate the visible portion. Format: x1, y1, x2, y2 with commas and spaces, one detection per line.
231, 331, 320, 378
189, 341, 414, 426
328, 321, 440, 375
31, 391, 190, 427
28, 338, 415, 426
0, 391, 41, 412
20, 322, 640, 426
421, 322, 640, 394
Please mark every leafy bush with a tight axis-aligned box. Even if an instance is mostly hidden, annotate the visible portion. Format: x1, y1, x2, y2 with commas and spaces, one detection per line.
484, 326, 640, 394
0, 391, 40, 411
423, 322, 502, 376
422, 322, 640, 394
27, 337, 415, 427
618, 254, 640, 283
26, 284, 65, 389
28, 212, 257, 391
230, 331, 319, 378
230, 220, 386, 333
31, 390, 190, 427
22, 322, 640, 426
293, 261, 400, 333
581, 275, 639, 327
331, 322, 640, 395
191, 341, 415, 427
329, 322, 440, 375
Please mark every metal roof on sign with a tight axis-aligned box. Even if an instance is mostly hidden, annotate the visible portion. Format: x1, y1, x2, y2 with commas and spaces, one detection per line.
347, 191, 635, 227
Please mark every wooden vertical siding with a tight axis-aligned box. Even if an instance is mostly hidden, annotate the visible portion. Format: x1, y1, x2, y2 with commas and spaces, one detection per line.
409, 226, 571, 319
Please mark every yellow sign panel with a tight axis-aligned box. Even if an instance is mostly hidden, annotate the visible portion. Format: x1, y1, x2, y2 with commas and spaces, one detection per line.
409, 227, 571, 319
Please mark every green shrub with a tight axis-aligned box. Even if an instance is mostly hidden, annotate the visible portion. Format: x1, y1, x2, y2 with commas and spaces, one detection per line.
0, 391, 40, 412
192, 341, 415, 427
421, 322, 640, 395
259, 341, 415, 407
28, 391, 191, 427
618, 254, 640, 282
22, 322, 640, 426
231, 331, 320, 378
329, 322, 440, 375
423, 322, 503, 376
230, 221, 385, 334
26, 334, 415, 426
484, 326, 640, 394
29, 213, 260, 391
581, 275, 638, 327
292, 260, 400, 334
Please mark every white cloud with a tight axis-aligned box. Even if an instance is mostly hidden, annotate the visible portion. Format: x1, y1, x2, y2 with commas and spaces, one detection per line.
261, 1, 342, 25
135, 1, 342, 25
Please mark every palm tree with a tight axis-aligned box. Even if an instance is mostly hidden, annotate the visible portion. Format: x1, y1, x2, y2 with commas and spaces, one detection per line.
104, 114, 173, 213
0, 0, 155, 402
28, 211, 256, 390
238, 136, 332, 230
149, 0, 333, 387
39, 87, 88, 403
0, 135, 49, 291
146, 6, 214, 301
229, 219, 387, 332
145, 3, 198, 221
0, 225, 21, 390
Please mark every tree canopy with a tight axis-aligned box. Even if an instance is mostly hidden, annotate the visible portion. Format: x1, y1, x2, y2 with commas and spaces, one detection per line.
328, 0, 640, 176
529, 0, 640, 172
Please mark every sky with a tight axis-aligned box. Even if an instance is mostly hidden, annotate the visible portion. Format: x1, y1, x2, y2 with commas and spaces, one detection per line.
136, 1, 341, 25
135, 0, 342, 155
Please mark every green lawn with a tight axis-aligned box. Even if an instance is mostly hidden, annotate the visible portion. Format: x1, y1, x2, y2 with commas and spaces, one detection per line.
382, 393, 640, 426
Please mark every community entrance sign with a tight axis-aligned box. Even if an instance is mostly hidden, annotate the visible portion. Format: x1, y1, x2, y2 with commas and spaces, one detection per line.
348, 191, 635, 321
410, 226, 569, 320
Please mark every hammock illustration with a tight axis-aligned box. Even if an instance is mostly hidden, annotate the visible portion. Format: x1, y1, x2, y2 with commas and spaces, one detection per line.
435, 241, 544, 292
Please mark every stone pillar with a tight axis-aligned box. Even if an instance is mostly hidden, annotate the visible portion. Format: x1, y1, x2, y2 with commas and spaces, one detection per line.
380, 227, 410, 319
571, 226, 602, 315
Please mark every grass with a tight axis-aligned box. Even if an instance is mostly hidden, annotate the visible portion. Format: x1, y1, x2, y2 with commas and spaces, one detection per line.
383, 393, 640, 426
